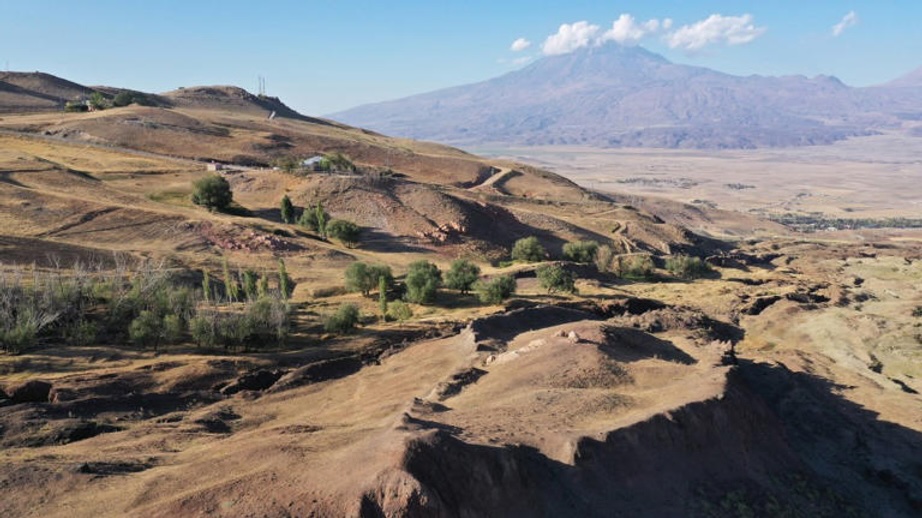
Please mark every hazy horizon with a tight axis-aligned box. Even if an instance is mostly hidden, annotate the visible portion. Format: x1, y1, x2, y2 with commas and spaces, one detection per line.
2, 1, 920, 115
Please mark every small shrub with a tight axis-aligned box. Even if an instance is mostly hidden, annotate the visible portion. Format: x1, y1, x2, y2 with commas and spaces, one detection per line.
387, 300, 413, 322
444, 259, 481, 294
616, 255, 655, 280
191, 175, 233, 212
536, 264, 577, 294
665, 254, 713, 280
913, 306, 922, 318
324, 303, 360, 333
404, 261, 441, 304
511, 236, 546, 263
563, 240, 598, 263
595, 244, 615, 273
475, 275, 516, 304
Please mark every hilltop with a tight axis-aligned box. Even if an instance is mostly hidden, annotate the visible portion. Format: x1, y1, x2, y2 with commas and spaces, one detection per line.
331, 42, 922, 149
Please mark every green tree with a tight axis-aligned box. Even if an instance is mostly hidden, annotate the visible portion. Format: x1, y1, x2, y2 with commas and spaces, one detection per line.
242, 270, 258, 301
113, 90, 133, 107
201, 270, 212, 303
278, 259, 293, 300
297, 202, 326, 232
88, 91, 107, 110
324, 303, 360, 333
326, 219, 361, 247
536, 264, 577, 294
280, 195, 295, 224
258, 273, 269, 299
404, 261, 441, 304
378, 275, 388, 318
444, 259, 481, 294
316, 202, 327, 238
344, 262, 393, 297
511, 236, 546, 263
563, 240, 599, 263
191, 175, 233, 212
129, 310, 160, 348
474, 275, 516, 305
222, 257, 239, 302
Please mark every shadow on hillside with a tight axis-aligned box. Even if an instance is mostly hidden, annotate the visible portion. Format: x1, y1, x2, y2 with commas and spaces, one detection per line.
390, 359, 922, 516
737, 359, 922, 515
359, 229, 432, 254
599, 327, 697, 365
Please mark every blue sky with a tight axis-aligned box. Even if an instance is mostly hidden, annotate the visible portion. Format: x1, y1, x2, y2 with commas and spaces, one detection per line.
1, 1, 919, 115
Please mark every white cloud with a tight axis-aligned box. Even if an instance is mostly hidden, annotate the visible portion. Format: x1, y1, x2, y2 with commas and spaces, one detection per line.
666, 14, 766, 52
510, 37, 531, 52
832, 11, 858, 37
512, 56, 534, 66
541, 21, 600, 55
600, 14, 664, 46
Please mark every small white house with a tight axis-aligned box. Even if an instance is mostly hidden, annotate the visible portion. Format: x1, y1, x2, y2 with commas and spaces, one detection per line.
207, 162, 224, 172
302, 156, 324, 170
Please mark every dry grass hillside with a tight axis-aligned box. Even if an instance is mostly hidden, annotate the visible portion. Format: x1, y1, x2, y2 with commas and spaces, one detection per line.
1, 74, 920, 517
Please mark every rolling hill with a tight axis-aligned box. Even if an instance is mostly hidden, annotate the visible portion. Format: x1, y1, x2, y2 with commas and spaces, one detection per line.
331, 42, 922, 149
1, 73, 921, 517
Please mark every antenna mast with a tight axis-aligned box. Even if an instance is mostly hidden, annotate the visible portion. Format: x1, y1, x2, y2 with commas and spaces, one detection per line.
257, 75, 266, 96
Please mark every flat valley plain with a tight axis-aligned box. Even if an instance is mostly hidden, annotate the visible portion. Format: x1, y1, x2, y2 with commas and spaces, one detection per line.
472, 133, 922, 225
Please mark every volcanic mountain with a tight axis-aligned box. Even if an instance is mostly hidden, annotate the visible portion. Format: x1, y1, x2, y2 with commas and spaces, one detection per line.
331, 43, 922, 149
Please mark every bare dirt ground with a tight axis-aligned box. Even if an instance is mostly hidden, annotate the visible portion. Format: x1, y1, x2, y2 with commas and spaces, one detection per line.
471, 133, 922, 222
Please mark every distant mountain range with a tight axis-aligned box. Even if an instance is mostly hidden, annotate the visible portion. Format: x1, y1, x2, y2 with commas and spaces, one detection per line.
331, 43, 922, 149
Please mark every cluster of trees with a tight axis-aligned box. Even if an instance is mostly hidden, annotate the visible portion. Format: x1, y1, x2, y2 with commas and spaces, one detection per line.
768, 213, 922, 233
64, 91, 154, 113
509, 236, 712, 283
335, 258, 518, 332
281, 196, 361, 247
0, 258, 293, 354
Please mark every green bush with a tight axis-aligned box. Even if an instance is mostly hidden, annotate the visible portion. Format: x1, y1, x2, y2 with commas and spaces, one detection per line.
327, 219, 361, 247
444, 259, 481, 294
113, 91, 133, 107
191, 175, 233, 212
563, 240, 599, 263
129, 310, 163, 349
511, 236, 546, 263
404, 261, 441, 304
345, 262, 393, 296
536, 264, 577, 294
665, 254, 713, 280
475, 275, 516, 305
387, 300, 413, 322
324, 303, 360, 333
610, 254, 656, 280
